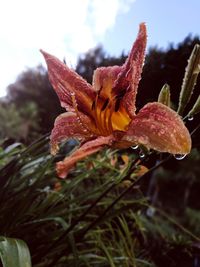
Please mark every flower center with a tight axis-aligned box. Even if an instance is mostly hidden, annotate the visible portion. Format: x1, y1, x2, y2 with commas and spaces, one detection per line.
92, 93, 131, 136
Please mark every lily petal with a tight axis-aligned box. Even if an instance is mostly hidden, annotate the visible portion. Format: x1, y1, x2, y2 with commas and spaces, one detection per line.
50, 112, 94, 155
122, 102, 191, 154
56, 136, 113, 178
92, 66, 122, 97
40, 50, 95, 116
112, 23, 147, 117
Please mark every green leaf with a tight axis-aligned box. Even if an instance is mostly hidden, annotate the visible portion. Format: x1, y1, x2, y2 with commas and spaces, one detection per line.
177, 44, 200, 115
158, 83, 171, 107
187, 95, 200, 117
0, 236, 32, 267
23, 217, 68, 230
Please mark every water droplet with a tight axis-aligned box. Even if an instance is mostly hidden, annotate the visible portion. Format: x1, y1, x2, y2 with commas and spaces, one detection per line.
125, 69, 131, 78
146, 207, 156, 217
139, 150, 145, 158
187, 115, 194, 121
131, 145, 139, 150
43, 186, 51, 193
174, 154, 186, 160
29, 179, 34, 186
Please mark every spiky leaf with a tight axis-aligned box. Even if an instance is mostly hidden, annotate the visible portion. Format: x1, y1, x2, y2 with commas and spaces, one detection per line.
177, 44, 200, 115
188, 95, 200, 117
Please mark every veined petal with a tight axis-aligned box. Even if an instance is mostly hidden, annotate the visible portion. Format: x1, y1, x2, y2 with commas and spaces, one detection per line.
56, 136, 114, 178
41, 50, 96, 116
112, 23, 147, 117
50, 112, 94, 155
122, 102, 191, 154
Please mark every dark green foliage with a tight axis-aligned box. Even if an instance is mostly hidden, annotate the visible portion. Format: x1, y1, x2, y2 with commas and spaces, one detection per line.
0, 102, 39, 143
0, 136, 200, 266
6, 65, 64, 135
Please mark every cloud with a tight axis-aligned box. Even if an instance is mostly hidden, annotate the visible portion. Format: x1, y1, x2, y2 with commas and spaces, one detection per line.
0, 0, 136, 96
88, 0, 136, 36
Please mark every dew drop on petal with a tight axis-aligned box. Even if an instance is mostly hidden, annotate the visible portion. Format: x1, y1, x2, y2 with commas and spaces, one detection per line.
187, 115, 194, 121
131, 145, 139, 150
160, 129, 165, 135
125, 68, 131, 78
174, 154, 187, 160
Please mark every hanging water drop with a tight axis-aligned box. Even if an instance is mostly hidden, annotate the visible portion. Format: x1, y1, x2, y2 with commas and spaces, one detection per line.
187, 115, 194, 121
131, 145, 139, 150
174, 154, 187, 160
29, 179, 34, 186
139, 150, 145, 158
146, 207, 156, 217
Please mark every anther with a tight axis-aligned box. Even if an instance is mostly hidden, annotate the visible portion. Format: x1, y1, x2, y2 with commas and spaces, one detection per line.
101, 98, 109, 111
114, 98, 121, 112
91, 100, 95, 110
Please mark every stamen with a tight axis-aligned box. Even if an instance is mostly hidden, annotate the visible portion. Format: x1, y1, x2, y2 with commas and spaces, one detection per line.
103, 107, 110, 133
91, 100, 95, 110
113, 87, 127, 112
114, 98, 121, 112
101, 102, 113, 135
115, 88, 127, 99
101, 98, 109, 111
93, 86, 108, 134
98, 85, 103, 95
107, 106, 114, 133
94, 94, 101, 133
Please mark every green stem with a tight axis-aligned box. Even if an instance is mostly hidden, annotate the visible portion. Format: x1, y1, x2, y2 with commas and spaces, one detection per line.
190, 121, 200, 136
157, 207, 200, 242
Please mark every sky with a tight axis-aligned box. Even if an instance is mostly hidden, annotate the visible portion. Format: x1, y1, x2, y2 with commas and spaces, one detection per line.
0, 0, 200, 97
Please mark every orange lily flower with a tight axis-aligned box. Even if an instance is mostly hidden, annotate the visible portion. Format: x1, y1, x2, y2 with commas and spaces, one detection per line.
41, 23, 191, 178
